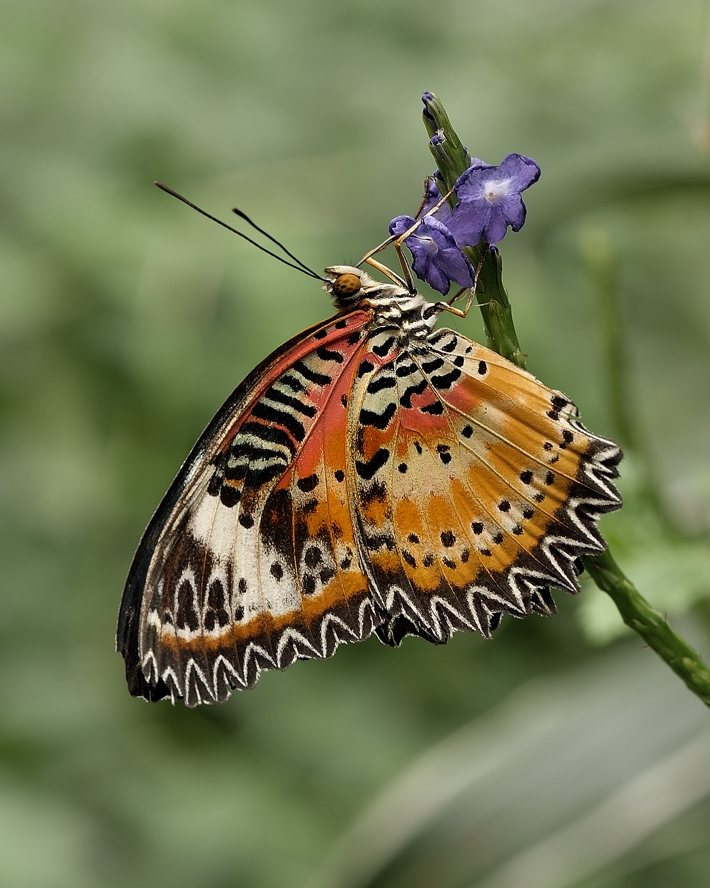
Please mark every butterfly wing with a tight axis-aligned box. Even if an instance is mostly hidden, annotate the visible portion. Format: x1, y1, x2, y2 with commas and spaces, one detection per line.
350, 326, 622, 642
120, 301, 622, 706
118, 309, 380, 706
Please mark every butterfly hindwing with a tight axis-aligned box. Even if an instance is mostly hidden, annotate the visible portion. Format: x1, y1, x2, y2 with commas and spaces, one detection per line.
352, 326, 621, 643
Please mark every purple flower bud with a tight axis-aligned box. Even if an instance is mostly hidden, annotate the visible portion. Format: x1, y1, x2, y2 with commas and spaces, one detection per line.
389, 214, 475, 295
422, 92, 436, 124
447, 153, 541, 245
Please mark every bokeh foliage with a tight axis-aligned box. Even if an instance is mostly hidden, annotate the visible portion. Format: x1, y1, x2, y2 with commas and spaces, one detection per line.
1, 0, 710, 886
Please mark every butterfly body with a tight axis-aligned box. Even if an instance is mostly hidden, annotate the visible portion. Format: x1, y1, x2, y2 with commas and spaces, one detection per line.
118, 267, 621, 706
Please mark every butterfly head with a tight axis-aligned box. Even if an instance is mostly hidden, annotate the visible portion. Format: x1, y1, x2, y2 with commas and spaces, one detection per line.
324, 265, 409, 311
323, 266, 370, 307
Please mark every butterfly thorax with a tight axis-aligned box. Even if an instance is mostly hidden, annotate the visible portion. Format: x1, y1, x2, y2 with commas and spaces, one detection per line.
324, 265, 439, 349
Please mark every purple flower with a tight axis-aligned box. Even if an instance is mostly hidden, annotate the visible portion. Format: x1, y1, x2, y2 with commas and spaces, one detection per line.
421, 178, 452, 224
389, 214, 475, 295
447, 153, 540, 246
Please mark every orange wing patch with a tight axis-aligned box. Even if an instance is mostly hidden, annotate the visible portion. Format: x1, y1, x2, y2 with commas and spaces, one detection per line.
351, 327, 621, 644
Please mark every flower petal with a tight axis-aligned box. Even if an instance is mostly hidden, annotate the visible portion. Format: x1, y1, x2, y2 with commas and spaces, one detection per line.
449, 153, 540, 245
482, 210, 510, 245
498, 153, 541, 191
388, 215, 475, 294
501, 193, 526, 232
447, 200, 488, 247
389, 215, 417, 238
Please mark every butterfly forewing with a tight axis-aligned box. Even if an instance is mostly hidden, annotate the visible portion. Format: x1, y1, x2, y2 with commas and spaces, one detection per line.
121, 310, 378, 705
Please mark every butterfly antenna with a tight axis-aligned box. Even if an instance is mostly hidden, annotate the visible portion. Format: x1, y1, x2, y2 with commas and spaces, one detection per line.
231, 207, 320, 278
155, 182, 325, 281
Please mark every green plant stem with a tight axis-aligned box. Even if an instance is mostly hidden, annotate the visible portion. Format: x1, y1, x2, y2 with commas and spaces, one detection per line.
585, 550, 710, 706
422, 92, 710, 708
423, 93, 526, 370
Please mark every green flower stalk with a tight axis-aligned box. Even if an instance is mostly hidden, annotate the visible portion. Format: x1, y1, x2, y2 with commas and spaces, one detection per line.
419, 90, 710, 709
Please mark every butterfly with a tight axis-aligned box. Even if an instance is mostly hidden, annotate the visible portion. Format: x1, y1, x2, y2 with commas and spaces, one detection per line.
117, 188, 622, 707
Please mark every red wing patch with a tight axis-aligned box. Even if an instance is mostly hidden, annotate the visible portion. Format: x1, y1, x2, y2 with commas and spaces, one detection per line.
120, 311, 381, 706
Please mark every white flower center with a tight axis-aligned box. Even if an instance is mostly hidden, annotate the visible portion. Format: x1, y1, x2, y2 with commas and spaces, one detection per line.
484, 178, 512, 203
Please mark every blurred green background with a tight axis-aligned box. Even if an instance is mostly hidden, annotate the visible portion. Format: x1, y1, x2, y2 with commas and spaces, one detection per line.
3, 0, 710, 886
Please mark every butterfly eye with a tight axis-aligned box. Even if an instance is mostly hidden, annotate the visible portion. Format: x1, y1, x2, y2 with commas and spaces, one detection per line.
331, 272, 362, 301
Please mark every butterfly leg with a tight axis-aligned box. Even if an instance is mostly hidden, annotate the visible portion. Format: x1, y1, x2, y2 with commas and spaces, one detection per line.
436, 244, 490, 319
358, 237, 413, 291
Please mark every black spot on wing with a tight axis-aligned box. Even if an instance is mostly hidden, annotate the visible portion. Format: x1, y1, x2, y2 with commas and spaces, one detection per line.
422, 357, 445, 373
316, 346, 344, 363
251, 403, 306, 443
238, 422, 298, 456
265, 386, 318, 418
431, 368, 462, 390
402, 550, 416, 568
270, 562, 284, 580
399, 378, 427, 408
356, 448, 390, 480
279, 373, 306, 393
292, 360, 331, 386
372, 336, 396, 357
219, 484, 241, 507
396, 362, 417, 377
205, 579, 230, 629
304, 546, 322, 569
367, 375, 397, 394
360, 402, 397, 430
320, 567, 336, 585
176, 580, 199, 632
547, 394, 568, 421
437, 444, 452, 465
297, 473, 319, 493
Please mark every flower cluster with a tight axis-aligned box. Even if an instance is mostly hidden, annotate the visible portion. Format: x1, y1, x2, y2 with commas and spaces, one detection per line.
389, 152, 540, 295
